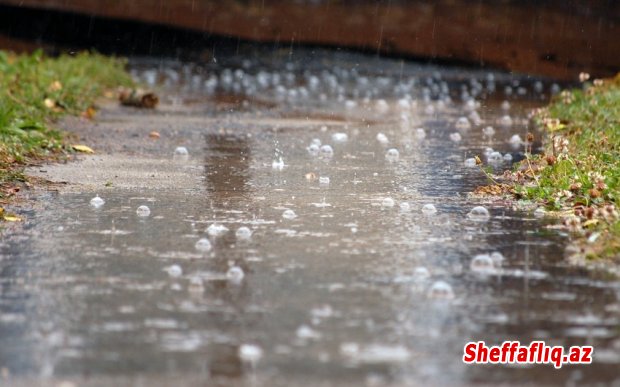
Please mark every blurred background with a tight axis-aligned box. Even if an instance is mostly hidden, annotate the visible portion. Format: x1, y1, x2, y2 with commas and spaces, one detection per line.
0, 0, 618, 80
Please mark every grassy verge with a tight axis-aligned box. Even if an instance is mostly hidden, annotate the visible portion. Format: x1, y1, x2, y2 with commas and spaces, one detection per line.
511, 73, 620, 261
0, 50, 134, 217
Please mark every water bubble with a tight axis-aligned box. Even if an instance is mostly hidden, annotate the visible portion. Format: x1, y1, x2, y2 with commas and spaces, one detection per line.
397, 98, 410, 110
399, 202, 411, 212
375, 99, 389, 112
498, 115, 513, 127
311, 138, 322, 147
376, 132, 389, 145
90, 195, 105, 208
188, 276, 204, 293
464, 158, 477, 167
424, 104, 435, 116
206, 223, 229, 237
490, 251, 505, 265
345, 100, 357, 109
482, 126, 495, 138
164, 264, 183, 278
449, 132, 462, 142
421, 203, 437, 215
319, 145, 334, 159
487, 151, 503, 164
239, 344, 263, 366
226, 266, 245, 283
428, 281, 455, 300
307, 143, 320, 156
414, 128, 426, 140
136, 205, 151, 217
194, 238, 212, 252
413, 267, 430, 281
174, 146, 189, 156
235, 226, 252, 240
455, 117, 471, 130
467, 206, 491, 221
534, 207, 546, 218
381, 197, 395, 208
282, 209, 297, 219
296, 325, 321, 340
385, 148, 400, 163
503, 153, 513, 162
468, 111, 482, 126
470, 254, 496, 274
509, 134, 523, 145
332, 132, 348, 143
501, 100, 511, 111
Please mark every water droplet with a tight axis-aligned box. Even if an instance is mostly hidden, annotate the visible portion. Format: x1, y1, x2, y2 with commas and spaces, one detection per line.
487, 151, 503, 164
414, 128, 426, 139
206, 223, 229, 237
90, 195, 105, 208
413, 267, 430, 280
319, 176, 330, 185
136, 205, 151, 217
319, 145, 334, 159
470, 254, 496, 274
455, 117, 471, 130
464, 158, 477, 167
421, 203, 437, 215
164, 264, 183, 278
226, 266, 245, 283
174, 146, 189, 156
534, 207, 546, 218
188, 276, 204, 293
467, 206, 491, 221
332, 132, 348, 143
428, 281, 454, 300
239, 344, 263, 366
376, 132, 389, 145
449, 132, 462, 142
381, 197, 395, 208
385, 148, 399, 162
498, 115, 513, 127
194, 238, 212, 252
235, 226, 252, 240
282, 209, 297, 219
482, 126, 495, 138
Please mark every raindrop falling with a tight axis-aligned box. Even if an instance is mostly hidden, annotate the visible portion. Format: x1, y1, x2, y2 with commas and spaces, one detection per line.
376, 133, 389, 145
413, 267, 430, 281
282, 209, 297, 220
188, 276, 204, 293
509, 134, 523, 145
136, 205, 151, 217
464, 158, 477, 167
498, 115, 513, 127
307, 143, 320, 156
194, 238, 212, 252
467, 206, 491, 221
90, 195, 105, 208
399, 202, 411, 212
455, 117, 471, 130
385, 148, 399, 163
319, 145, 334, 159
487, 151, 503, 164
414, 128, 426, 140
449, 132, 462, 142
332, 132, 348, 143
482, 126, 495, 138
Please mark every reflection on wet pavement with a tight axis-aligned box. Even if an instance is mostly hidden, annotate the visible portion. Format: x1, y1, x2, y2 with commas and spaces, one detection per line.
2, 52, 619, 386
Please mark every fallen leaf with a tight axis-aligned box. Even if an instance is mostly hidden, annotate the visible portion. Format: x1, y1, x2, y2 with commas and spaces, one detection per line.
3, 215, 22, 222
48, 81, 63, 92
81, 107, 97, 119
44, 98, 55, 109
72, 144, 95, 154
149, 131, 160, 139
583, 219, 599, 228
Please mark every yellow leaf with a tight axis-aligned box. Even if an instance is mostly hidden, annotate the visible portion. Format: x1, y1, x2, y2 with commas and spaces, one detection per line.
3, 215, 22, 222
72, 144, 95, 154
583, 219, 599, 227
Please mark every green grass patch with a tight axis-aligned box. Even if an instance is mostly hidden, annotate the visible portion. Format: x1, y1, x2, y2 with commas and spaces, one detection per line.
0, 50, 134, 200
516, 74, 620, 259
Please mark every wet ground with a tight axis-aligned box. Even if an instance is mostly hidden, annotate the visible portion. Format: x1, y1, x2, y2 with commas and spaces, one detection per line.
3, 51, 620, 386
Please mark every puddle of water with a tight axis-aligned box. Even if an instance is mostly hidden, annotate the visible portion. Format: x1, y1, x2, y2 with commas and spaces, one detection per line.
2, 52, 618, 386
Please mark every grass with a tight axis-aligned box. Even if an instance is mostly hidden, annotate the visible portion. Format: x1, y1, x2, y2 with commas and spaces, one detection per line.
512, 73, 620, 260
0, 50, 134, 207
